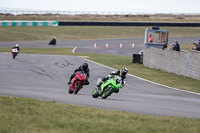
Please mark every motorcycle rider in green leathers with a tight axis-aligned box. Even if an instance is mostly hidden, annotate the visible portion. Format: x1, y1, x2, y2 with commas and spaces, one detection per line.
96, 67, 128, 93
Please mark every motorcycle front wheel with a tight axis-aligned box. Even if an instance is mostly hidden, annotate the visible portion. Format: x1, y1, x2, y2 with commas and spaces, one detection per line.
74, 82, 81, 94
12, 53, 16, 59
102, 87, 113, 99
68, 86, 74, 94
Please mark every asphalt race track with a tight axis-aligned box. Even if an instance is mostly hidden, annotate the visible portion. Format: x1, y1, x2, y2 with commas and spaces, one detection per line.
0, 36, 199, 56
1, 36, 200, 119
0, 52, 200, 119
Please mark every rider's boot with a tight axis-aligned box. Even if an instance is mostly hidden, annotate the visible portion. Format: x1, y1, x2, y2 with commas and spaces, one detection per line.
96, 82, 102, 90
96, 82, 102, 96
68, 78, 72, 85
68, 74, 76, 85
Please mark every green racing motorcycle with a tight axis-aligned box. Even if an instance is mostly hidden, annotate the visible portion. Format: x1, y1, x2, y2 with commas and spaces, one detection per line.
92, 75, 122, 99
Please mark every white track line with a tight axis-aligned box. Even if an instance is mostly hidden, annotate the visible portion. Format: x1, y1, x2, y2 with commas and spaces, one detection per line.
82, 57, 200, 96
72, 47, 77, 53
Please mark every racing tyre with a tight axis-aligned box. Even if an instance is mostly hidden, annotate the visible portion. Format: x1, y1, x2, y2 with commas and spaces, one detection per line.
114, 89, 119, 93
92, 88, 99, 98
13, 54, 16, 59
68, 86, 73, 94
102, 87, 114, 99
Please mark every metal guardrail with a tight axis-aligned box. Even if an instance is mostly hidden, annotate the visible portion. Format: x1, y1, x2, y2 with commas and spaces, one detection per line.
1, 20, 200, 27
1, 10, 200, 16
59, 21, 200, 27
0, 10, 152, 15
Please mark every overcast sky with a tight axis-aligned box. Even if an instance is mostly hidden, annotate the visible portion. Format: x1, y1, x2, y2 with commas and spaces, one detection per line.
1, 0, 200, 14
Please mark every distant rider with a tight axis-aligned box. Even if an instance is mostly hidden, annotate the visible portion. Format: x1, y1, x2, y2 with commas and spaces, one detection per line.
49, 37, 56, 45
68, 63, 90, 85
12, 44, 20, 51
96, 67, 128, 92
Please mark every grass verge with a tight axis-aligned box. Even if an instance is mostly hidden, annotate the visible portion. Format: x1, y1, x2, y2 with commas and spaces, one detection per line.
1, 47, 200, 93
0, 95, 200, 133
181, 43, 196, 51
1, 26, 200, 42
1, 47, 200, 132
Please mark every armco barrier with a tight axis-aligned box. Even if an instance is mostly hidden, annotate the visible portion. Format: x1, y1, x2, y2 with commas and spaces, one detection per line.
1, 21, 200, 27
0, 21, 58, 26
58, 21, 200, 27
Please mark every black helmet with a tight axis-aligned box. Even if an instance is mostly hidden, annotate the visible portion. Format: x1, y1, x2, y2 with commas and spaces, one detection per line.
82, 63, 88, 71
120, 67, 128, 76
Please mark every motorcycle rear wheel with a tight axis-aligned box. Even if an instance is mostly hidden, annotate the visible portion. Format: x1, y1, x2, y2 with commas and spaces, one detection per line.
92, 88, 99, 98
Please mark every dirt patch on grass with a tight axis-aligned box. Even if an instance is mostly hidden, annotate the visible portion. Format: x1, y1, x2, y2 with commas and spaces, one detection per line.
1, 13, 200, 22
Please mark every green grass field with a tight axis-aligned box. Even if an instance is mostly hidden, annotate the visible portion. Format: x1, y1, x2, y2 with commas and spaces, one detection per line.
1, 21, 200, 132
1, 95, 200, 133
1, 26, 200, 42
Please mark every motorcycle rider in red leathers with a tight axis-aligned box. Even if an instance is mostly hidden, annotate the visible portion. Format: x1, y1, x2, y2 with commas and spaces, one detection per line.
68, 63, 90, 86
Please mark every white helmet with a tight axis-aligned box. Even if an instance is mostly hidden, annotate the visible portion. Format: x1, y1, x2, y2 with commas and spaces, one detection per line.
15, 44, 19, 47
120, 67, 128, 76
53, 37, 56, 39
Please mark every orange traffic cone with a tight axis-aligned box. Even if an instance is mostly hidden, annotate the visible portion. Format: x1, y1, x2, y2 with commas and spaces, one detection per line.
106, 43, 108, 48
120, 43, 122, 48
132, 43, 135, 48
94, 43, 96, 48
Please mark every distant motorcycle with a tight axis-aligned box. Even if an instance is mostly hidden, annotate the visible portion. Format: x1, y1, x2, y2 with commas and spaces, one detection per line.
49, 38, 56, 45
11, 48, 19, 59
68, 71, 87, 94
49, 41, 56, 45
92, 75, 122, 99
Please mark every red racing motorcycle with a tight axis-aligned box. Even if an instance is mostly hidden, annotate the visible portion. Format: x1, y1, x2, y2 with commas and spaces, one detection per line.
68, 71, 87, 94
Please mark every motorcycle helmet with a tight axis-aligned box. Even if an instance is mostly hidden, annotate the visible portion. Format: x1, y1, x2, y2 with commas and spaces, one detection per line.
120, 67, 128, 76
15, 44, 19, 47
82, 63, 88, 71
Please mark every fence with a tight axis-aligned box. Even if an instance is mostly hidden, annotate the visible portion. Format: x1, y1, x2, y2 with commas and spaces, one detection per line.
1, 10, 200, 16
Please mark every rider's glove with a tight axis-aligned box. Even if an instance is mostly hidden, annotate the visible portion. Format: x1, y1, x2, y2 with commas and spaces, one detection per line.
121, 81, 125, 89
